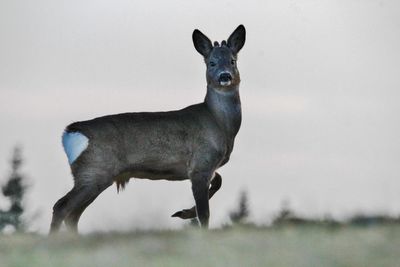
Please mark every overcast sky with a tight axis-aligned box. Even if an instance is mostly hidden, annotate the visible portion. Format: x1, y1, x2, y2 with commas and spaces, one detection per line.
0, 0, 399, 233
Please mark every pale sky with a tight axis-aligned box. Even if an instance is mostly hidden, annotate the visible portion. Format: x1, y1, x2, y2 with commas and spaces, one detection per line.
0, 0, 399, 233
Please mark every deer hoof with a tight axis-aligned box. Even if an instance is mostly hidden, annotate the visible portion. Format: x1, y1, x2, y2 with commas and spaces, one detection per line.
171, 208, 196, 219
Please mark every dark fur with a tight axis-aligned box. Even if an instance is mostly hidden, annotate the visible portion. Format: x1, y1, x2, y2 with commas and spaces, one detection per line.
50, 25, 246, 233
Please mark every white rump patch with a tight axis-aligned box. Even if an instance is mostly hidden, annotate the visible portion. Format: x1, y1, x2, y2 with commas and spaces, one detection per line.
62, 131, 89, 164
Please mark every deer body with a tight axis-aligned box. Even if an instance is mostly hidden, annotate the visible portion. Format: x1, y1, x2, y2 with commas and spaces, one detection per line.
66, 95, 239, 181
50, 25, 246, 233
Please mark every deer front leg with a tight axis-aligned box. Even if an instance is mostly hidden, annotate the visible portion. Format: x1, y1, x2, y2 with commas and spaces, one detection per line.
189, 170, 212, 228
171, 173, 222, 219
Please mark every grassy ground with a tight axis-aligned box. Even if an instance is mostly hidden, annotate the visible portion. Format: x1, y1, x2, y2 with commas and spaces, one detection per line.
0, 225, 399, 267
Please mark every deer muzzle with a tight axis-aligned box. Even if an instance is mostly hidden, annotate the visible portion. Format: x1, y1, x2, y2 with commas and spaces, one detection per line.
219, 72, 232, 86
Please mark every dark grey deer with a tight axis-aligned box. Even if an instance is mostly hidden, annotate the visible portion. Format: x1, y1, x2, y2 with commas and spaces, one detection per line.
50, 25, 246, 233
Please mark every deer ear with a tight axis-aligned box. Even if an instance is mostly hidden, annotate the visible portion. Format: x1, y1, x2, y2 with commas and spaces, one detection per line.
227, 25, 246, 54
193, 29, 213, 58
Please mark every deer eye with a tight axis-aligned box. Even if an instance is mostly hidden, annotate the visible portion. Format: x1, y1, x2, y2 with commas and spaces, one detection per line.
231, 59, 236, 65
209, 61, 216, 67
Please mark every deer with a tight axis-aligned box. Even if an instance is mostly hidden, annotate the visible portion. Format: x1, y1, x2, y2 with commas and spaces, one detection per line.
50, 25, 246, 233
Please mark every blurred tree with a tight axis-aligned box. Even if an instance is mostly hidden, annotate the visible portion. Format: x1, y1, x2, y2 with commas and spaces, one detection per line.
0, 146, 27, 232
229, 190, 249, 224
273, 199, 294, 225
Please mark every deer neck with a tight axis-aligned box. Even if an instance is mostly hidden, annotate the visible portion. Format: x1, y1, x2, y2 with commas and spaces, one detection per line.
204, 85, 242, 139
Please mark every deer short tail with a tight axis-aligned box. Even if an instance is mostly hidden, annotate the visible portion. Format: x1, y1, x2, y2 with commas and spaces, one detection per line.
62, 131, 89, 164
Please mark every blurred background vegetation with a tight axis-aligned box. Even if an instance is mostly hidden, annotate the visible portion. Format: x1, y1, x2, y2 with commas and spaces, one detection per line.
0, 146, 28, 233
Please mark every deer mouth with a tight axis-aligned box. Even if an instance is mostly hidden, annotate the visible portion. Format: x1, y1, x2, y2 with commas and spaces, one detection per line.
219, 80, 232, 86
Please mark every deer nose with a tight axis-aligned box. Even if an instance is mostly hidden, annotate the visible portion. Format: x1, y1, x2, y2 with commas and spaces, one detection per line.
219, 72, 233, 83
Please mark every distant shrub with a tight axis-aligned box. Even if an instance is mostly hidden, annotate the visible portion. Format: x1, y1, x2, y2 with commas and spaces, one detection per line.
229, 190, 250, 224
348, 214, 400, 227
0, 146, 28, 233
272, 200, 340, 227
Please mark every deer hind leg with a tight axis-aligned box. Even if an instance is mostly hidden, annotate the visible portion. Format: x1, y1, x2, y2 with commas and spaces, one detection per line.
64, 203, 87, 232
171, 173, 222, 219
64, 182, 109, 232
50, 187, 77, 234
50, 177, 112, 234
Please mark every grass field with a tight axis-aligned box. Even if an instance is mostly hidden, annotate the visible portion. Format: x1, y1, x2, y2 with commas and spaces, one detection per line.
0, 225, 399, 267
